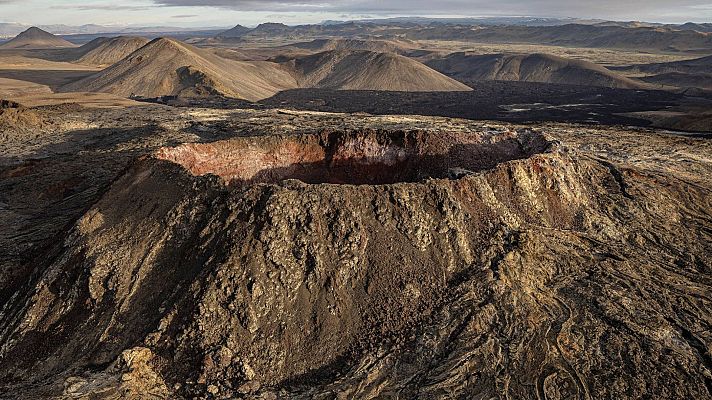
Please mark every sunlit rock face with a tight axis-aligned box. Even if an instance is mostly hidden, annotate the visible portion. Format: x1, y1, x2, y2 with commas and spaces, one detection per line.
155, 129, 550, 186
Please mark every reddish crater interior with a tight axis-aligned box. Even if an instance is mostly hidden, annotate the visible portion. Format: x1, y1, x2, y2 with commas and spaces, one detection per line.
155, 130, 550, 186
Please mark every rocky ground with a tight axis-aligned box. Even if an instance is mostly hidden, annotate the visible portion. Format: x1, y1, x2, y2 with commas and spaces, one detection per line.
0, 103, 710, 399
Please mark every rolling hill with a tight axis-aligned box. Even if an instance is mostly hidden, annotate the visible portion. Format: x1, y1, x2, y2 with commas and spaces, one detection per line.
62, 42, 472, 99
61, 38, 298, 101
287, 50, 473, 92
426, 53, 646, 89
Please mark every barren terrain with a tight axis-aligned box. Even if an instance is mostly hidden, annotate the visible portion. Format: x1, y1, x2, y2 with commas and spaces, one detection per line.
0, 19, 710, 400
0, 103, 710, 399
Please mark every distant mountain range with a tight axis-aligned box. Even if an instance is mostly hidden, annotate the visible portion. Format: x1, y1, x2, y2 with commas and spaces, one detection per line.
320, 17, 712, 31
320, 16, 586, 26
0, 23, 228, 38
209, 22, 712, 53
2, 17, 712, 39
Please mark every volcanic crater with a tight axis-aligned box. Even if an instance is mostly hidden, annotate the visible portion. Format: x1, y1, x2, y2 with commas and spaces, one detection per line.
155, 129, 551, 186
1, 114, 710, 399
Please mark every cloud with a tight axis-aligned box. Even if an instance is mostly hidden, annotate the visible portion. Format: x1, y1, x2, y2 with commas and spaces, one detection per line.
2, 0, 710, 25
148, 0, 712, 19
51, 4, 154, 12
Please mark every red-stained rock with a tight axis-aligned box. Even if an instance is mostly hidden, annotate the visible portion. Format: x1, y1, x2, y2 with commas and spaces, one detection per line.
155, 129, 550, 186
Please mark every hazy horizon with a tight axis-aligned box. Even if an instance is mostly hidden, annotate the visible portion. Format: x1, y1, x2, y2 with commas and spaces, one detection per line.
0, 0, 710, 28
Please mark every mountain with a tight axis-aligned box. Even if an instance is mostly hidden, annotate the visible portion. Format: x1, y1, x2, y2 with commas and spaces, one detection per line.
74, 36, 150, 66
287, 50, 472, 91
215, 24, 251, 38
0, 27, 75, 49
212, 23, 293, 40
248, 23, 292, 37
61, 38, 297, 101
426, 52, 645, 89
61, 40, 470, 99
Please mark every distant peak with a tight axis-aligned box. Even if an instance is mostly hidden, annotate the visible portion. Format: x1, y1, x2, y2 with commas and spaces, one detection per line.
0, 25, 76, 49
255, 22, 290, 29
19, 26, 53, 37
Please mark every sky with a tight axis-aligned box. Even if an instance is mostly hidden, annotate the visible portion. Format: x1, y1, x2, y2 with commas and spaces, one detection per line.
0, 0, 710, 27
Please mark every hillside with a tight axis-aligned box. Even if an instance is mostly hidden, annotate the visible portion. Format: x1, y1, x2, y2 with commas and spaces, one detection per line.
426, 52, 646, 89
61, 37, 298, 101
0, 27, 75, 49
74, 36, 150, 66
287, 50, 472, 91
